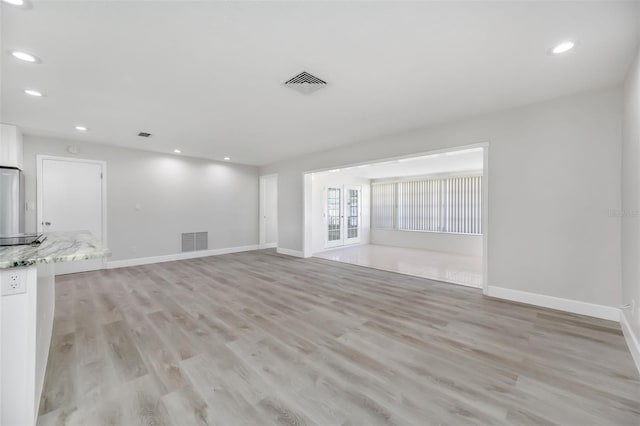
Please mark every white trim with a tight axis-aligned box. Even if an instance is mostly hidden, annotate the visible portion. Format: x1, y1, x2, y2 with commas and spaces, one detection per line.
276, 248, 305, 258
482, 144, 489, 294
36, 155, 108, 270
621, 312, 640, 376
106, 244, 260, 269
486, 286, 620, 321
260, 242, 277, 249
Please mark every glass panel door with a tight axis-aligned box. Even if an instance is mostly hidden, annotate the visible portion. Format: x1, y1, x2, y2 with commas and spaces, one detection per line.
345, 186, 361, 243
326, 187, 342, 247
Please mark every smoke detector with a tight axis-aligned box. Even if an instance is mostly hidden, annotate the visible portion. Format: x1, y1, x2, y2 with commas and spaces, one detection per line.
284, 71, 327, 94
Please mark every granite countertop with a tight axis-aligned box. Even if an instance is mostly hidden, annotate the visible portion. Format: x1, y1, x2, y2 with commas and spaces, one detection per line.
0, 231, 111, 269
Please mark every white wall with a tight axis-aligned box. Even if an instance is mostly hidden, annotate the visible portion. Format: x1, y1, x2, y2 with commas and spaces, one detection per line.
261, 87, 623, 308
622, 45, 640, 350
311, 172, 370, 253
23, 136, 259, 261
371, 229, 482, 257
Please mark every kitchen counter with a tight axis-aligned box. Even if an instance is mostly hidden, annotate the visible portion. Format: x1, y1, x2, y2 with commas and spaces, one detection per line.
0, 230, 111, 269
0, 231, 110, 426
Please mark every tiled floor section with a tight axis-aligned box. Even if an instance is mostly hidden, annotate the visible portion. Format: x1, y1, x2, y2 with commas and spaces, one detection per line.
314, 244, 482, 287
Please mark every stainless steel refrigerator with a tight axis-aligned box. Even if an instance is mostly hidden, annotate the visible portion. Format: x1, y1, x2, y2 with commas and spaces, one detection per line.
0, 166, 25, 237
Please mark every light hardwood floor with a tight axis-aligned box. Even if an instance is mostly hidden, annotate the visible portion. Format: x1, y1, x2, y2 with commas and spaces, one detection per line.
38, 250, 640, 425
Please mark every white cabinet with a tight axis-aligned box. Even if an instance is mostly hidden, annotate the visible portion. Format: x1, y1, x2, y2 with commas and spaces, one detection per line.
0, 124, 24, 169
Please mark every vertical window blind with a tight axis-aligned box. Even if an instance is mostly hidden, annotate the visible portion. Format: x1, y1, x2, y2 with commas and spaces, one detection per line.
371, 182, 396, 229
398, 179, 440, 232
372, 175, 482, 235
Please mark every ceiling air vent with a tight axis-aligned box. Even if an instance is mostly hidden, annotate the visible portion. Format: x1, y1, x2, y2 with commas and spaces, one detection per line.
284, 71, 327, 95
138, 132, 152, 138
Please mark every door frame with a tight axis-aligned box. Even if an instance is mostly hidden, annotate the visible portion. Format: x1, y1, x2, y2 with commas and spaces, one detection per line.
259, 174, 278, 249
36, 155, 108, 251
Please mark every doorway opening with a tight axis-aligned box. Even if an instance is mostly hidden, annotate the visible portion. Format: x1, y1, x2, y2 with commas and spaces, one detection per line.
303, 144, 488, 290
259, 174, 278, 249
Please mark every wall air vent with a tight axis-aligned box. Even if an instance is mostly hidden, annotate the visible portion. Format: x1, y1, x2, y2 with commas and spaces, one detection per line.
182, 232, 208, 252
138, 132, 152, 138
284, 71, 327, 94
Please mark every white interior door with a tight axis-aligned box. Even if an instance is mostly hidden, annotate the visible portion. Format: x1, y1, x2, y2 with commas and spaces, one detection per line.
344, 186, 361, 244
325, 187, 343, 248
260, 174, 278, 247
39, 157, 105, 274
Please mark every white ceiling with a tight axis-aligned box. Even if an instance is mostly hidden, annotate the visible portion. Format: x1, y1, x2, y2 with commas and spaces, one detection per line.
1, 1, 639, 166
324, 147, 484, 180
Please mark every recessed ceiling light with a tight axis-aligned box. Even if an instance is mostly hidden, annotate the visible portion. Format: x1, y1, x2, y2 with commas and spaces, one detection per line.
223, 157, 230, 161
11, 50, 38, 63
75, 125, 87, 131
24, 89, 43, 97
3, 0, 25, 5
174, 149, 182, 154
551, 41, 575, 55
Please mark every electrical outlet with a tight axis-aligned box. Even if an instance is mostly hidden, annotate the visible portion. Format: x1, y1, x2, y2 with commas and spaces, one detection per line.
1, 270, 26, 296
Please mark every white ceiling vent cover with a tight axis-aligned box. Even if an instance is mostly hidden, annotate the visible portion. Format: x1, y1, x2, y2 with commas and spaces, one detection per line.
284, 71, 327, 94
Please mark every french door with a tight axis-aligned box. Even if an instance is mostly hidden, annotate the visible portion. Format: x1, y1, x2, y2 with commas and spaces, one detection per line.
325, 185, 361, 248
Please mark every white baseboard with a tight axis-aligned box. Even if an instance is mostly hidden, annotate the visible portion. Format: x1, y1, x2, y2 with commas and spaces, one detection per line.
621, 312, 640, 376
106, 244, 260, 269
276, 247, 305, 258
259, 242, 278, 249
486, 286, 620, 322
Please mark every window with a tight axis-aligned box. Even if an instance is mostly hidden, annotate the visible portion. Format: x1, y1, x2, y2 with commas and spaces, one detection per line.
371, 175, 482, 235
